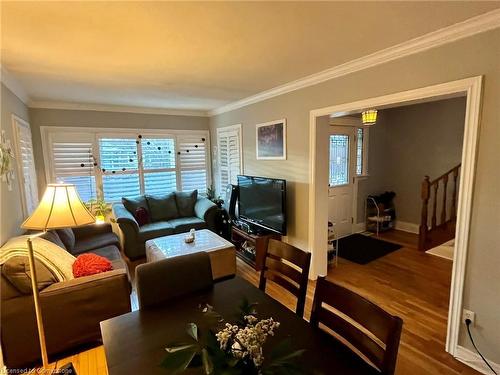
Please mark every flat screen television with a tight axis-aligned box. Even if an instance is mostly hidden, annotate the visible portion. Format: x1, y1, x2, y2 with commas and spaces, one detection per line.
237, 175, 287, 235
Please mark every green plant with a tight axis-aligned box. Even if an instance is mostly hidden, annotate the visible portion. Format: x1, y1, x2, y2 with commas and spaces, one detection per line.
206, 185, 216, 201
161, 300, 305, 374
86, 198, 111, 217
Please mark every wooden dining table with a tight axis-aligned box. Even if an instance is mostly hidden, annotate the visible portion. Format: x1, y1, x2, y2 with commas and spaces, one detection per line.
101, 276, 378, 375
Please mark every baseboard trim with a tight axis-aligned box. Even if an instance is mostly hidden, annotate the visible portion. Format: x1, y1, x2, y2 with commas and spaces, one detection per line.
455, 345, 500, 375
395, 221, 419, 234
352, 222, 366, 233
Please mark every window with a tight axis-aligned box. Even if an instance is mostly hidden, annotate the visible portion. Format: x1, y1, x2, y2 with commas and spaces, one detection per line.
329, 134, 349, 186
355, 127, 369, 176
46, 132, 97, 202
12, 116, 39, 216
99, 138, 140, 201
142, 137, 177, 195
178, 135, 208, 194
217, 125, 242, 194
356, 128, 364, 175
42, 127, 210, 202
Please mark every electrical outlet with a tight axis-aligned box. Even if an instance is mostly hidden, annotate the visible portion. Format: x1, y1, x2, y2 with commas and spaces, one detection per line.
463, 309, 476, 325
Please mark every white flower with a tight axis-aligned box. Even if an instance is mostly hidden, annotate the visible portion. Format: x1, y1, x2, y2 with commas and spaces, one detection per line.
215, 316, 281, 368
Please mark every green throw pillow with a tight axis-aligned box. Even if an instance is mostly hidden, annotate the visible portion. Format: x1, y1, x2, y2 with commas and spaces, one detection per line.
122, 196, 149, 215
2, 256, 57, 294
146, 193, 179, 221
175, 190, 198, 217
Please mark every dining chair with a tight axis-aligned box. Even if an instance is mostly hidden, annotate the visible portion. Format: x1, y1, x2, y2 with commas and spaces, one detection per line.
135, 252, 213, 309
310, 277, 403, 375
259, 239, 311, 317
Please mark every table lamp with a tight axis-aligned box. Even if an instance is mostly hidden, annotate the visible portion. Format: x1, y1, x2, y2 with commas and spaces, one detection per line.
21, 183, 95, 370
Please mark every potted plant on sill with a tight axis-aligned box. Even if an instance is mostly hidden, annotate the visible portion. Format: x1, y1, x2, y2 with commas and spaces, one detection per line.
86, 198, 111, 223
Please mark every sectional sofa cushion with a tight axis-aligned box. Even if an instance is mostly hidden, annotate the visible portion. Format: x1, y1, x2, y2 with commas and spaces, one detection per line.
0, 236, 75, 282
56, 228, 76, 251
175, 190, 198, 217
71, 232, 121, 255
146, 193, 178, 221
138, 221, 174, 242
169, 217, 206, 234
40, 230, 67, 250
2, 256, 58, 294
122, 196, 149, 216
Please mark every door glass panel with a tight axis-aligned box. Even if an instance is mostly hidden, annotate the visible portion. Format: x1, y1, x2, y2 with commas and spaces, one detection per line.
329, 135, 349, 186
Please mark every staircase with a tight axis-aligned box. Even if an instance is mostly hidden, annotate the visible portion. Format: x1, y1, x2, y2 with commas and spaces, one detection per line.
418, 164, 461, 251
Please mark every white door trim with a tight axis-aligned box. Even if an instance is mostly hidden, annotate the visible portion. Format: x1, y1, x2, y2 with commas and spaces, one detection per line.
308, 76, 483, 358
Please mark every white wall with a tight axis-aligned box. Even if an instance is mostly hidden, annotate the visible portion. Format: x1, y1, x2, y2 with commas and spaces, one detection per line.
0, 83, 31, 245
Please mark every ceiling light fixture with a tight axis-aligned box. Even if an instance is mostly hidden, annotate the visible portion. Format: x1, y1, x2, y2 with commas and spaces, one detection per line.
362, 109, 378, 126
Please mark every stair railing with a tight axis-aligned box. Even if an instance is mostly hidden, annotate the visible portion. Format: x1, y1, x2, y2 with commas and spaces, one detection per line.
419, 164, 461, 250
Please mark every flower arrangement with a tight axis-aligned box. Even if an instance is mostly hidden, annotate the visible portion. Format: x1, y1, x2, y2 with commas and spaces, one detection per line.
161, 299, 305, 374
215, 315, 280, 369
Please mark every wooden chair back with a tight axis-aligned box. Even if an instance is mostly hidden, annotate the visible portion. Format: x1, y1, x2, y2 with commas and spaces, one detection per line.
310, 277, 403, 375
259, 239, 311, 317
136, 252, 213, 309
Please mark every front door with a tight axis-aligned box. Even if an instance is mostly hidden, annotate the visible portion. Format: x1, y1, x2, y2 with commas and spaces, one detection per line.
328, 127, 356, 238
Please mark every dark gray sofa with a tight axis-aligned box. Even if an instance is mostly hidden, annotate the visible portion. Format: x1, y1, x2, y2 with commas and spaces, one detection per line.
112, 190, 218, 260
1, 223, 131, 369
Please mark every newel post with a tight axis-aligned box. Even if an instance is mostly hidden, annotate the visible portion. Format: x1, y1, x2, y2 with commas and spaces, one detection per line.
419, 176, 430, 251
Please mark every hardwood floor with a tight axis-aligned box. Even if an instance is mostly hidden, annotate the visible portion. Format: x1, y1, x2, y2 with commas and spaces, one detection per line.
41, 230, 478, 375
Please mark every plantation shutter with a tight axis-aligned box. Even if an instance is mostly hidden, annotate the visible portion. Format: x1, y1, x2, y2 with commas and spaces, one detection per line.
177, 135, 208, 194
217, 128, 241, 193
49, 132, 96, 202
142, 137, 177, 195
99, 137, 140, 202
12, 118, 39, 215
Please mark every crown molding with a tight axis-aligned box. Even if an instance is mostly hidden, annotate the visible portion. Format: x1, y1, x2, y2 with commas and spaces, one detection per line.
28, 100, 210, 117
210, 8, 500, 116
0, 67, 30, 104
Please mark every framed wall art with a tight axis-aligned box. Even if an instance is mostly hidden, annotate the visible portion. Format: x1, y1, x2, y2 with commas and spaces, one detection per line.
256, 119, 286, 160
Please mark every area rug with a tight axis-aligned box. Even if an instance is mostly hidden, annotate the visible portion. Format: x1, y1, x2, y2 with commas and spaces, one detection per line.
338, 233, 402, 265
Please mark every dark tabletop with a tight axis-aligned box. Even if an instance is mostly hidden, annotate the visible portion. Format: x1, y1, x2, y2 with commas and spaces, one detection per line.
101, 276, 378, 375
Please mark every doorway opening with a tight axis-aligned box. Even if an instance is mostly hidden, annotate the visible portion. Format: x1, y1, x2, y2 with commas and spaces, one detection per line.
308, 77, 483, 366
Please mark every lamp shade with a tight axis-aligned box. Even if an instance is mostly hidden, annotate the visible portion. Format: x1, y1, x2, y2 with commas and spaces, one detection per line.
22, 184, 95, 230
362, 109, 378, 125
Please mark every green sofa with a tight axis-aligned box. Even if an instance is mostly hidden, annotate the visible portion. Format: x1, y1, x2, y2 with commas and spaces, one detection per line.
112, 190, 218, 260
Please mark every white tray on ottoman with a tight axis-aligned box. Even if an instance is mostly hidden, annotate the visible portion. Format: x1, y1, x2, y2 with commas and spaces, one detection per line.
145, 229, 236, 280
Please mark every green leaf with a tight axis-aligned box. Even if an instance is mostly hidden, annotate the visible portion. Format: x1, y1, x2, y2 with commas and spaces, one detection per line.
201, 348, 214, 375
264, 339, 307, 374
186, 322, 198, 341
160, 344, 198, 374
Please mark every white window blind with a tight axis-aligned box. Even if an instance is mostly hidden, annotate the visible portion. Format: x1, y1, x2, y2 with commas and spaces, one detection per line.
217, 127, 241, 193
49, 133, 96, 202
142, 137, 177, 195
43, 128, 210, 202
178, 135, 208, 194
99, 138, 140, 202
12, 117, 39, 216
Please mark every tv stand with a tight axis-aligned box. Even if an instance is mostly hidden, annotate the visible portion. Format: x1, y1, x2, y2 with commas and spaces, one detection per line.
231, 226, 281, 271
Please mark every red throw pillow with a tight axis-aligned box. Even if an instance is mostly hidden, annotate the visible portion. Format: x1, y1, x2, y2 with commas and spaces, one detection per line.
134, 206, 150, 226
73, 253, 113, 278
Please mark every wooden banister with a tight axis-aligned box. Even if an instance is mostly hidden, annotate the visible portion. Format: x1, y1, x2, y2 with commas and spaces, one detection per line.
418, 164, 461, 250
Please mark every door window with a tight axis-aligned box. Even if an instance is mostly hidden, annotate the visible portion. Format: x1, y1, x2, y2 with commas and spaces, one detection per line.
329, 134, 350, 186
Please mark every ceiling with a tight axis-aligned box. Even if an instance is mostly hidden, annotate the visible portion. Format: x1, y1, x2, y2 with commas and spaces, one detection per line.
1, 1, 499, 112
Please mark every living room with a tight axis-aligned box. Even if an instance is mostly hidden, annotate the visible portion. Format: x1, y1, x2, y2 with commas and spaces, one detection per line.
1, 2, 500, 375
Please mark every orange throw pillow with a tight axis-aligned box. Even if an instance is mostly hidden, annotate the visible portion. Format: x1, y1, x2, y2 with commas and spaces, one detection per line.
73, 253, 112, 278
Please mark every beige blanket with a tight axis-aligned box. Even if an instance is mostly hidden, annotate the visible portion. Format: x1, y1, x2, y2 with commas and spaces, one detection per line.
0, 235, 75, 281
